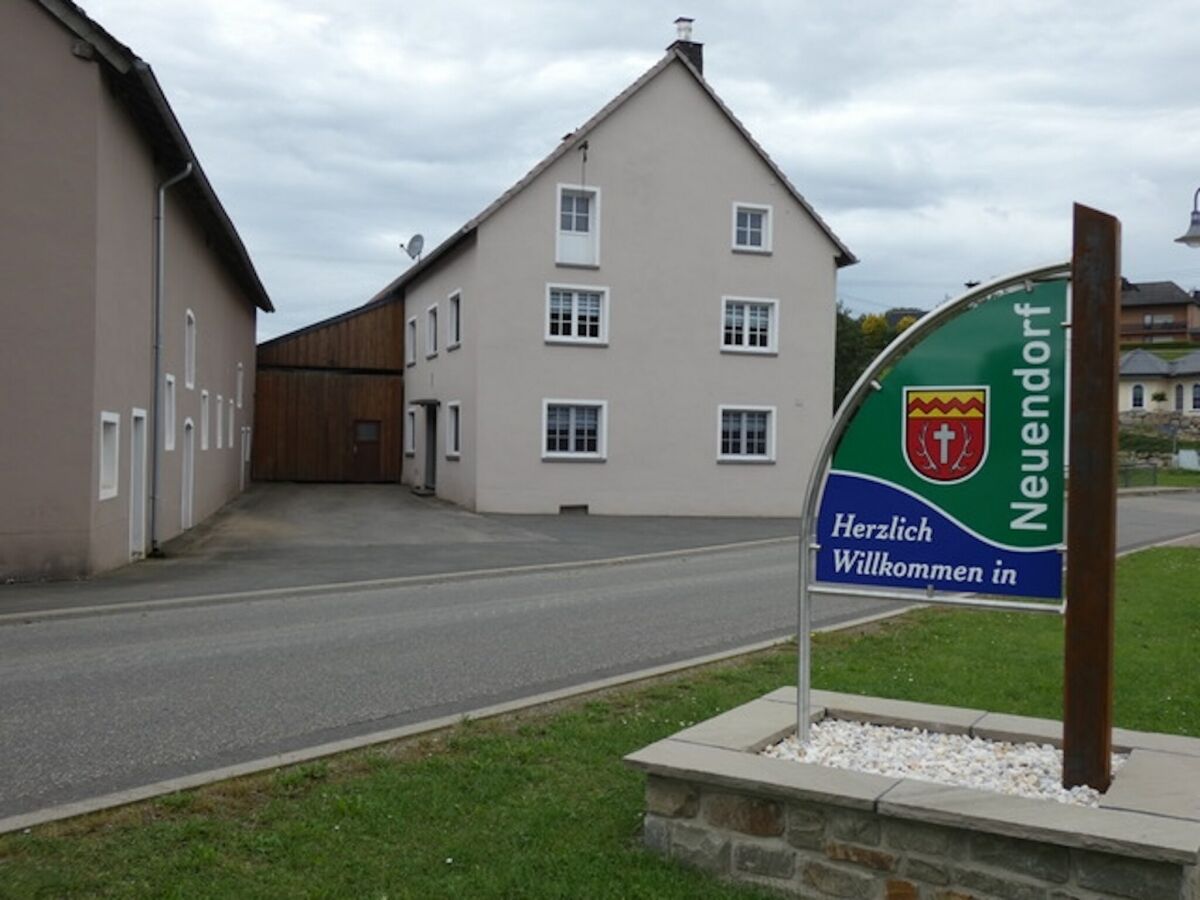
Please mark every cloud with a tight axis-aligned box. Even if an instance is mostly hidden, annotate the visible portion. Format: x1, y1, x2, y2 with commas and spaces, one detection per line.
83, 0, 1200, 335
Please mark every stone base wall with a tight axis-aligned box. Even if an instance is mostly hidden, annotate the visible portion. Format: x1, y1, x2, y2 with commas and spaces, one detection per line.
1120, 410, 1200, 439
626, 689, 1200, 900
643, 775, 1197, 900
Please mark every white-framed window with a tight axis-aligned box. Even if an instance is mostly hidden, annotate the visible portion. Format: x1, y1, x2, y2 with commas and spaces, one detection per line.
228, 401, 234, 449
99, 411, 120, 500
721, 296, 778, 354
216, 395, 224, 449
1131, 384, 1144, 409
426, 304, 439, 358
545, 284, 608, 345
1193, 383, 1200, 411
446, 401, 462, 459
556, 183, 600, 266
184, 310, 196, 389
404, 407, 417, 456
236, 363, 244, 409
200, 390, 210, 450
542, 399, 607, 461
164, 374, 176, 451
448, 291, 462, 349
718, 405, 776, 462
406, 317, 417, 367
732, 202, 772, 253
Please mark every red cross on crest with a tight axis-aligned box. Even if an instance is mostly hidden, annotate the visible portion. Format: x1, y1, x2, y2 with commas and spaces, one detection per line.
903, 387, 989, 483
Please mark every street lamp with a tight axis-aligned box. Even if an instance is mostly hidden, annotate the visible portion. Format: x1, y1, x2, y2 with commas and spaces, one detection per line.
1175, 187, 1200, 247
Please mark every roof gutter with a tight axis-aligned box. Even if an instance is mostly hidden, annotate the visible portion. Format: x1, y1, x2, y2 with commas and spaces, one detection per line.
150, 162, 194, 556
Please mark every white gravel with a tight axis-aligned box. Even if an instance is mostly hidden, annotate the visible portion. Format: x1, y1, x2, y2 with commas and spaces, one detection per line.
763, 718, 1128, 807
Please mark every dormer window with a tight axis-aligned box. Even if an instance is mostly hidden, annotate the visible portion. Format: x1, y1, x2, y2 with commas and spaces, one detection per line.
732, 202, 772, 253
556, 184, 600, 267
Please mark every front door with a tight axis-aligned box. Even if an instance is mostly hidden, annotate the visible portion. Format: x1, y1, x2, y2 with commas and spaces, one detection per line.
423, 406, 437, 491
352, 419, 382, 482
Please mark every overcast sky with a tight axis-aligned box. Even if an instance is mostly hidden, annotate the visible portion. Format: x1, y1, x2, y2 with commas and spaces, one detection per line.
85, 0, 1200, 340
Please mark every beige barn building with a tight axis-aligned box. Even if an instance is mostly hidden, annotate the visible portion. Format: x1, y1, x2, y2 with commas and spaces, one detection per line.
0, 0, 272, 580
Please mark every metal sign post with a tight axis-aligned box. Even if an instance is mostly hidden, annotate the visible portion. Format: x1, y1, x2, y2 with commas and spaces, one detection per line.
1063, 204, 1120, 790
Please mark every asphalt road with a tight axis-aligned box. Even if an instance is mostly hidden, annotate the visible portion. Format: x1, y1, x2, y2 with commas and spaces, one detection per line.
1, 492, 1196, 822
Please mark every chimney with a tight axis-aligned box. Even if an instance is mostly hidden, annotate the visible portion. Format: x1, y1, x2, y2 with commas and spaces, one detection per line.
668, 16, 703, 75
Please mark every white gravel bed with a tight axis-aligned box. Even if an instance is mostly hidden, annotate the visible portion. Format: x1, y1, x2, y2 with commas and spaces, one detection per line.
763, 718, 1128, 807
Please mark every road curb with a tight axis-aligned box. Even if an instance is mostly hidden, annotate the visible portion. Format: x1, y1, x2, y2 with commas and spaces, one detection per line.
0, 604, 917, 836
1116, 529, 1200, 556
0, 536, 799, 626
4, 532, 1197, 835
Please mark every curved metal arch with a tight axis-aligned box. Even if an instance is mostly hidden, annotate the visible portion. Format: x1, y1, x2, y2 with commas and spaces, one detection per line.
795, 261, 1071, 740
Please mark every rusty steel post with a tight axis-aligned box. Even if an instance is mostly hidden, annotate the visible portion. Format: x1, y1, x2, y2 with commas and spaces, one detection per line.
1063, 203, 1121, 791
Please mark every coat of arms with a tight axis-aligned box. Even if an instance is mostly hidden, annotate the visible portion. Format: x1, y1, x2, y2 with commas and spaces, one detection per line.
903, 387, 988, 483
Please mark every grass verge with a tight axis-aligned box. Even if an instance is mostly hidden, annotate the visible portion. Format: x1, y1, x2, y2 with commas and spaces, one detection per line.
1, 548, 1197, 898
1158, 468, 1200, 488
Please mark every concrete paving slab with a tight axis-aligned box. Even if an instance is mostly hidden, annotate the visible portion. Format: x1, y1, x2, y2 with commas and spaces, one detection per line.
878, 778, 1200, 865
1101, 749, 1200, 821
1113, 725, 1200, 757
761, 686, 797, 705
671, 699, 800, 752
972, 711, 1063, 747
811, 689, 986, 734
625, 738, 899, 811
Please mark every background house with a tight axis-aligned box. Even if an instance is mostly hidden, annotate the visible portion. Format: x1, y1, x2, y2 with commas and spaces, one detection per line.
1120, 279, 1200, 345
364, 28, 853, 516
1119, 349, 1200, 414
0, 0, 272, 580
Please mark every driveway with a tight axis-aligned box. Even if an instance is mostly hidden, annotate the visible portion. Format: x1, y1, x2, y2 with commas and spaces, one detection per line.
0, 483, 800, 615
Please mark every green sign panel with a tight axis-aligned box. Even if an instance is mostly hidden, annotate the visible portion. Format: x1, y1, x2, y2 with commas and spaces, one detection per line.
815, 278, 1068, 599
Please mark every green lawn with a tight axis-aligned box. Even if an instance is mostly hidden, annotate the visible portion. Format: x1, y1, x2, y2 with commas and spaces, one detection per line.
1117, 463, 1200, 489
1158, 468, 1200, 488
1, 548, 1197, 899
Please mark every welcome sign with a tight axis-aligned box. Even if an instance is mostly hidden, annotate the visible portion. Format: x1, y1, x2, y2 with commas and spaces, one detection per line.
814, 278, 1068, 600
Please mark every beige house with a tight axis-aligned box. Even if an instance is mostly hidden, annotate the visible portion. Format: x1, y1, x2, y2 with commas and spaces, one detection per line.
1119, 349, 1200, 414
372, 28, 854, 516
0, 0, 272, 580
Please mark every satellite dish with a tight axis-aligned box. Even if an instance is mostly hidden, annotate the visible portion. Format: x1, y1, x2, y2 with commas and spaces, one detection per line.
401, 234, 425, 261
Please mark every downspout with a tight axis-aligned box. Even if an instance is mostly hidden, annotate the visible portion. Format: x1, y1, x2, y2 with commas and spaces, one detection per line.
149, 162, 193, 555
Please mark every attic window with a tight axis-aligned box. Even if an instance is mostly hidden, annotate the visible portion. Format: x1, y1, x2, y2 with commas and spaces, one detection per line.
732, 203, 772, 254
556, 184, 600, 267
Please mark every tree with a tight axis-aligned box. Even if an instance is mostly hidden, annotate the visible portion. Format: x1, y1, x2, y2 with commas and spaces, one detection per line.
833, 309, 909, 410
833, 302, 867, 410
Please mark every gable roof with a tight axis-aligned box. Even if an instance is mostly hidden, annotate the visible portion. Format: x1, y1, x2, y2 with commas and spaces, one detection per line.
368, 48, 855, 305
1120, 348, 1200, 378
1171, 350, 1200, 376
1120, 280, 1199, 309
1120, 348, 1171, 376
33, 0, 273, 312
